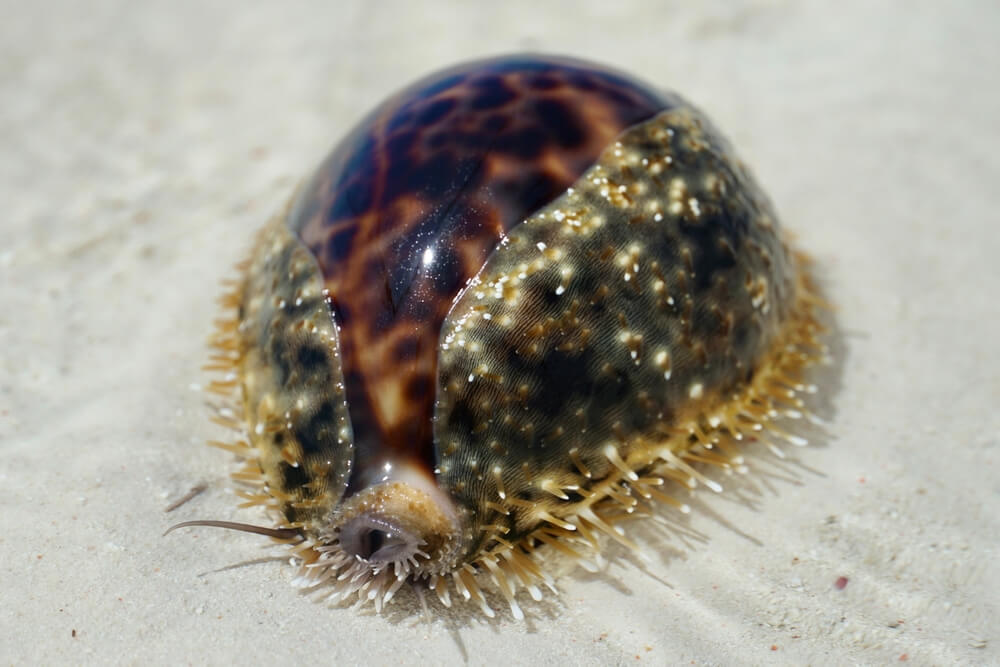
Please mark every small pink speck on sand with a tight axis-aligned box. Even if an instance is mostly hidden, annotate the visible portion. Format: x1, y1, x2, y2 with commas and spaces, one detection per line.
835, 576, 849, 590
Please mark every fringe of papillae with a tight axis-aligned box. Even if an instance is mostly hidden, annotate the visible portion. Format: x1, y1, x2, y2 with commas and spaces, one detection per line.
285, 533, 557, 620
201, 256, 830, 620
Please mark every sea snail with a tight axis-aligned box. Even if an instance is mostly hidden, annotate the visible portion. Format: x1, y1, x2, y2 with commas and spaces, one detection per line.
177, 54, 827, 619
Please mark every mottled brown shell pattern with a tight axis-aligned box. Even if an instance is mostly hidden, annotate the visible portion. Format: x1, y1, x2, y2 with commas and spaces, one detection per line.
191, 55, 827, 619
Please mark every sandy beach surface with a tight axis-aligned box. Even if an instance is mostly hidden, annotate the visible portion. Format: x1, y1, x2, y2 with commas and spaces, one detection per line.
2, 1, 998, 665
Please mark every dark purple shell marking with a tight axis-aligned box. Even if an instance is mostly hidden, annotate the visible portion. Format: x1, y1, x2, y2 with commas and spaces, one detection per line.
288, 56, 676, 491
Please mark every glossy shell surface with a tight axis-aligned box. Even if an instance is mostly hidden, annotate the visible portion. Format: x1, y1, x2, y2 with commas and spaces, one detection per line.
289, 57, 675, 493
202, 54, 826, 618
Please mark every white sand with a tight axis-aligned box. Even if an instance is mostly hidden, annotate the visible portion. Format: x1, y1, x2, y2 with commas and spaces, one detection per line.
2, 1, 998, 664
